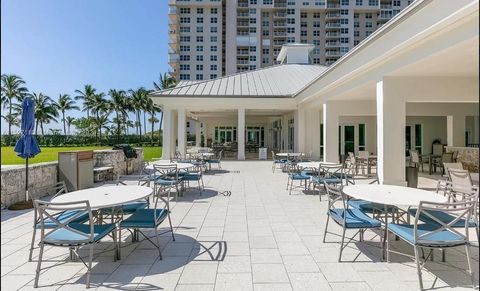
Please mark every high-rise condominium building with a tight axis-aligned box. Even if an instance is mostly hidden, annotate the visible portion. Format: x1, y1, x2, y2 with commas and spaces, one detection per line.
168, 0, 412, 81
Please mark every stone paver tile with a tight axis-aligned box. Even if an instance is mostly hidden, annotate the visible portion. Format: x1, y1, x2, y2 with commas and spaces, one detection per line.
318, 263, 363, 282
277, 242, 310, 256
123, 249, 160, 265
249, 236, 277, 249
148, 256, 189, 274
139, 273, 181, 290
178, 263, 218, 284
214, 273, 253, 291
329, 282, 373, 291
273, 232, 302, 242
104, 264, 151, 284
288, 272, 331, 291
253, 283, 293, 291
1, 274, 34, 290
282, 255, 320, 273
218, 255, 251, 273
252, 264, 290, 283
224, 242, 250, 256
223, 231, 249, 242
175, 284, 215, 291
163, 242, 196, 257
250, 249, 283, 264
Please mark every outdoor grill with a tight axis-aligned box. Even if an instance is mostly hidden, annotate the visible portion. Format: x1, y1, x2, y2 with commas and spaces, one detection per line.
112, 144, 138, 159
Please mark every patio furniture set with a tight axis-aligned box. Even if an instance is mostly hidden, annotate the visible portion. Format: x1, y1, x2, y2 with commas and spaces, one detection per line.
28, 150, 224, 288
272, 152, 479, 290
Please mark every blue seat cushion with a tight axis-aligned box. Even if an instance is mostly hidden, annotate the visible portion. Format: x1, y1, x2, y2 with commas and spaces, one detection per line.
43, 223, 115, 245
312, 176, 341, 184
120, 209, 169, 228
154, 178, 181, 186
36, 210, 89, 229
182, 173, 201, 181
290, 173, 310, 180
121, 201, 148, 214
388, 223, 466, 247
274, 159, 287, 164
348, 199, 397, 213
408, 208, 477, 228
208, 159, 220, 164
329, 208, 381, 229
301, 170, 315, 176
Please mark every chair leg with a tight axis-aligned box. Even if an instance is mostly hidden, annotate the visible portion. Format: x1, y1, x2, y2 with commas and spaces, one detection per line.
117, 227, 122, 260
86, 244, 94, 288
29, 227, 37, 262
338, 227, 346, 262
168, 213, 175, 241
34, 242, 45, 288
386, 227, 390, 263
323, 215, 330, 243
464, 244, 475, 288
154, 227, 162, 260
414, 246, 424, 290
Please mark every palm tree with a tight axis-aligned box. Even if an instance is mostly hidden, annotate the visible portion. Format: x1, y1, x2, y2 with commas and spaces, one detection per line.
74, 85, 97, 118
153, 73, 177, 91
148, 112, 159, 143
55, 94, 80, 136
91, 114, 109, 142
66, 116, 75, 135
30, 92, 58, 136
1, 74, 28, 136
129, 88, 146, 138
88, 92, 108, 140
108, 89, 128, 141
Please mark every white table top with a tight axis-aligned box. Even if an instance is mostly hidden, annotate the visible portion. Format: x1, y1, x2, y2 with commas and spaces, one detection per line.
146, 161, 195, 171
51, 185, 153, 210
276, 153, 303, 157
343, 184, 447, 207
297, 162, 341, 168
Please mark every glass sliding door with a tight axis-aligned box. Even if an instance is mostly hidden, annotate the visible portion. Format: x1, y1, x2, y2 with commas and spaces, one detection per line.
214, 126, 237, 143
405, 125, 412, 156
343, 125, 355, 155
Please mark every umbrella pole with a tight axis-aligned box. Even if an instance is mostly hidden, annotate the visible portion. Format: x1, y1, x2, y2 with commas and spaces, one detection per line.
25, 157, 29, 201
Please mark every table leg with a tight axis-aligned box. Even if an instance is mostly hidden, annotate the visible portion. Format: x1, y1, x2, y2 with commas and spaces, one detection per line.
429, 156, 432, 175
382, 204, 388, 261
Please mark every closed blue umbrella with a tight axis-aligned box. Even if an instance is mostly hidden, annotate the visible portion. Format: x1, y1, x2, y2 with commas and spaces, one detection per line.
14, 97, 41, 201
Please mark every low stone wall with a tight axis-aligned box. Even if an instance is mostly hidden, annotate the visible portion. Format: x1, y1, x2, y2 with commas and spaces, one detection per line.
445, 146, 479, 172
1, 148, 145, 207
1, 162, 58, 207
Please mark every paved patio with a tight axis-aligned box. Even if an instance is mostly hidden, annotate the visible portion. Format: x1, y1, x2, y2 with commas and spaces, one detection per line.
1, 161, 478, 290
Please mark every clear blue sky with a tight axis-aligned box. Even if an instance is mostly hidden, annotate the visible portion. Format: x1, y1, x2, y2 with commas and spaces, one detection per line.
1, 0, 169, 134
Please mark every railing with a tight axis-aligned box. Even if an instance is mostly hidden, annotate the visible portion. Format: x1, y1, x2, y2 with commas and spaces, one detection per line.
325, 22, 341, 28
326, 3, 340, 8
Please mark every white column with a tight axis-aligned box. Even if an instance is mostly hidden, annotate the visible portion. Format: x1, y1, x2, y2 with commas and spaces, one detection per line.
282, 115, 289, 151
237, 108, 245, 160
376, 79, 406, 185
162, 108, 173, 160
309, 109, 322, 159
447, 115, 466, 147
195, 121, 201, 147
323, 102, 339, 163
294, 109, 304, 152
177, 109, 186, 158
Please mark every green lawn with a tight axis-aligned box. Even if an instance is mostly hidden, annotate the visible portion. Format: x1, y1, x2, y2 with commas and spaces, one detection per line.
1, 146, 162, 165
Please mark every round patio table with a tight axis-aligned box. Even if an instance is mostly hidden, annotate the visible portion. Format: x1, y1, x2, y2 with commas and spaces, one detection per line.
51, 185, 153, 260
51, 185, 153, 210
342, 184, 447, 260
276, 153, 304, 157
297, 162, 341, 168
145, 161, 195, 171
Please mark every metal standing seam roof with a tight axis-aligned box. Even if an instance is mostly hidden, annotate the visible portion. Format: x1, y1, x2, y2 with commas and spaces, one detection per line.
151, 64, 327, 98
